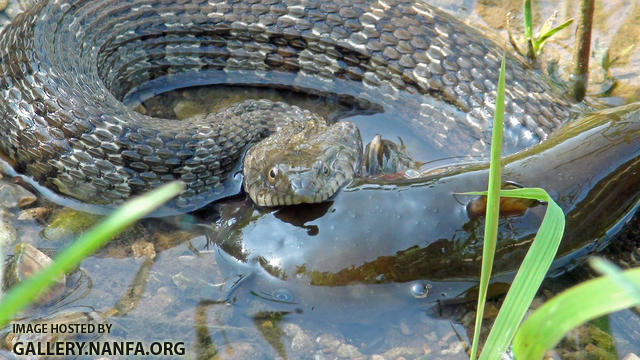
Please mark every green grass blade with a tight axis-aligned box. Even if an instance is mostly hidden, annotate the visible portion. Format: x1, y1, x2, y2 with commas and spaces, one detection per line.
0, 181, 184, 327
536, 12, 557, 39
513, 268, 640, 358
590, 257, 640, 303
523, 0, 535, 58
478, 188, 565, 360
603, 44, 635, 70
523, 0, 533, 41
533, 18, 574, 55
469, 53, 506, 360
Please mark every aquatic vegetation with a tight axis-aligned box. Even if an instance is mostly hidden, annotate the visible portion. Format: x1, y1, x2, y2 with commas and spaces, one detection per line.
591, 43, 636, 97
513, 264, 640, 358
509, 0, 573, 61
469, 54, 566, 359
471, 53, 640, 360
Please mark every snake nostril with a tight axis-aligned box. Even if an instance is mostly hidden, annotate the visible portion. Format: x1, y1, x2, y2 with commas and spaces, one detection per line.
290, 178, 301, 191
290, 177, 310, 192
289, 176, 317, 201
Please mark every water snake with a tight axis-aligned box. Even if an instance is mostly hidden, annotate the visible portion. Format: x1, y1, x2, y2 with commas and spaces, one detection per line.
0, 0, 576, 212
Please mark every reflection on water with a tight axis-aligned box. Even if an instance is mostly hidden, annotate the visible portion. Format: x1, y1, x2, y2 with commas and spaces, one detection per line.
130, 77, 493, 166
1, 0, 640, 358
6, 88, 638, 358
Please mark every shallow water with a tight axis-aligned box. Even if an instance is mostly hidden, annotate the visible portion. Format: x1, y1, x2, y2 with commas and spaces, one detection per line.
0, 0, 639, 359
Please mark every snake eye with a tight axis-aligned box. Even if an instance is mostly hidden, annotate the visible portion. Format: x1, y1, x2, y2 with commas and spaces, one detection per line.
322, 164, 330, 176
267, 166, 278, 183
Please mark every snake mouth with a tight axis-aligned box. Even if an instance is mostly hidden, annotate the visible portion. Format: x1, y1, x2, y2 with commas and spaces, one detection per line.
248, 189, 332, 207
247, 180, 342, 207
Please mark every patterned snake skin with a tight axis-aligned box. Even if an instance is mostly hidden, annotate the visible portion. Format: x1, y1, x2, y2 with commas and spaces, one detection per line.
0, 0, 575, 212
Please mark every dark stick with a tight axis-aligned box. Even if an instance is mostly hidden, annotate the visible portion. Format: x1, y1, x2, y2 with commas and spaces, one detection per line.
570, 0, 595, 101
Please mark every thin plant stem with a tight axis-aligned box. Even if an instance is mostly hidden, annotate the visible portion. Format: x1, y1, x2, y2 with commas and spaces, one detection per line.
570, 0, 595, 101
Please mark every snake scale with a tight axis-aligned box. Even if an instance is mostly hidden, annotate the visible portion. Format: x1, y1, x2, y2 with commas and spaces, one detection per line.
0, 0, 575, 212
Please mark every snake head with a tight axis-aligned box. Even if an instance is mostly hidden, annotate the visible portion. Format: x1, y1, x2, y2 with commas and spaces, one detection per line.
243, 121, 362, 207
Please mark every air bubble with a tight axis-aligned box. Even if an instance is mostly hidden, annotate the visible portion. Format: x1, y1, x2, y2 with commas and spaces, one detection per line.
410, 282, 431, 298
272, 288, 294, 302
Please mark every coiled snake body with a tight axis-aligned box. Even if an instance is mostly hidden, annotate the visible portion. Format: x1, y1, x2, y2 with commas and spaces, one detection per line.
0, 0, 574, 211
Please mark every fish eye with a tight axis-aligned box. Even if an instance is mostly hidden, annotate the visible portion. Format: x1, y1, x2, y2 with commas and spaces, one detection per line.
322, 164, 330, 176
268, 166, 278, 182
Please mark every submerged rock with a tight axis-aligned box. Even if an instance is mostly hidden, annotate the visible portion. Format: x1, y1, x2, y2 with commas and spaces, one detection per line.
0, 219, 17, 247
41, 208, 102, 242
4, 242, 65, 304
559, 321, 617, 360
131, 240, 156, 259
0, 184, 36, 209
381, 346, 427, 359
17, 207, 50, 221
282, 323, 313, 354
173, 100, 204, 120
336, 343, 363, 359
